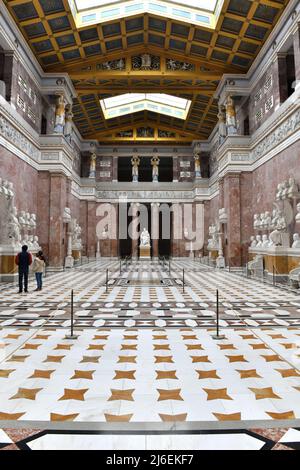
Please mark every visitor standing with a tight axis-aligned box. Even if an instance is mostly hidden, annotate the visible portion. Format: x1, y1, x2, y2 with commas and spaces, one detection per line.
15, 245, 32, 293
32, 251, 46, 291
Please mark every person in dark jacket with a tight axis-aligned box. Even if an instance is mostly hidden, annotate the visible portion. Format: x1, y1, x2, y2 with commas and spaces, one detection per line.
15, 245, 32, 293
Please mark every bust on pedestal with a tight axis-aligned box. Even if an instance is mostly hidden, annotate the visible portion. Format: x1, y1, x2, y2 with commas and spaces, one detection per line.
139, 228, 151, 259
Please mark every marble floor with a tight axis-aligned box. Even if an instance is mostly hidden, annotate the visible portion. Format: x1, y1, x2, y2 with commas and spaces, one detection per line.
0, 259, 300, 450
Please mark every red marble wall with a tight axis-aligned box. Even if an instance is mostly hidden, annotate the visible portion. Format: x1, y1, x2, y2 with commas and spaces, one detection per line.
0, 146, 38, 212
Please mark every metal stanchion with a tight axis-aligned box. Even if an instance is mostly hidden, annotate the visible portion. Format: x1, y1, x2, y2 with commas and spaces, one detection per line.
273, 266, 275, 287
65, 289, 79, 339
169, 260, 171, 276
120, 259, 122, 275
182, 269, 185, 293
212, 289, 225, 340
106, 269, 109, 292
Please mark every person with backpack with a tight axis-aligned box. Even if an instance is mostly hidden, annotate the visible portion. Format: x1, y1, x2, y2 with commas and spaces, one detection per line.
15, 245, 32, 294
32, 251, 46, 292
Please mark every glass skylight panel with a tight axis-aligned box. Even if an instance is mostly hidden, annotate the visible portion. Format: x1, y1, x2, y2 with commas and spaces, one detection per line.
75, 0, 217, 11
70, 0, 223, 29
100, 93, 191, 120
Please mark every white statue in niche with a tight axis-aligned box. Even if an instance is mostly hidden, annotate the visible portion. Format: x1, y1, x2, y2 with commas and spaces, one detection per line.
256, 235, 262, 247
292, 233, 300, 248
296, 202, 300, 223
288, 177, 299, 199
250, 236, 257, 248
29, 213, 37, 233
140, 228, 150, 246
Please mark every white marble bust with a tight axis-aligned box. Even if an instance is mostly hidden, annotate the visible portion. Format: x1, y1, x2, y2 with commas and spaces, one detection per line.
256, 235, 262, 247
292, 233, 300, 248
262, 234, 270, 248
250, 236, 257, 248
296, 203, 300, 223
140, 228, 150, 246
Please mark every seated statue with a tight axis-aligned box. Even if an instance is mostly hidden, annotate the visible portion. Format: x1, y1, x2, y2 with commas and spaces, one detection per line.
292, 233, 300, 249
140, 228, 150, 246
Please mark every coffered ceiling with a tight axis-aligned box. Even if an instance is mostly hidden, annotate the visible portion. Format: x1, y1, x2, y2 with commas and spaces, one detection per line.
4, 0, 290, 143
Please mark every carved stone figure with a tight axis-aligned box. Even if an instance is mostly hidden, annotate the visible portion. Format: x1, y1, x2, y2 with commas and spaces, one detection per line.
33, 235, 40, 250
131, 156, 140, 182
292, 233, 300, 248
64, 104, 73, 141
151, 156, 160, 182
193, 147, 201, 178
275, 183, 284, 201
225, 95, 237, 135
89, 152, 97, 178
282, 180, 290, 199
256, 235, 262, 247
54, 94, 65, 133
250, 236, 257, 248
254, 214, 260, 230
262, 234, 270, 248
288, 177, 299, 199
218, 105, 227, 143
140, 228, 150, 246
7, 206, 21, 246
296, 202, 300, 223
263, 211, 272, 230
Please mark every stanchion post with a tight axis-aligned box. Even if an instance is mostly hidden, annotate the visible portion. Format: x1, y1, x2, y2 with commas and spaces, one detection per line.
212, 289, 225, 340
169, 260, 171, 276
183, 269, 185, 293
65, 289, 79, 339
273, 266, 275, 287
106, 269, 108, 292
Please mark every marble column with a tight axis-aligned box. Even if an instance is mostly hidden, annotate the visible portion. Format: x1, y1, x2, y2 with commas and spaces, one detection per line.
272, 53, 289, 109
87, 201, 96, 257
131, 203, 139, 259
48, 173, 67, 268
173, 156, 178, 182
112, 156, 118, 182
293, 23, 300, 89
224, 173, 242, 267
151, 203, 160, 258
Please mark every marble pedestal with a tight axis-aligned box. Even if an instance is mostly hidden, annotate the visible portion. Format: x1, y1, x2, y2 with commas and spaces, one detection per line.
0, 246, 20, 282
140, 245, 151, 259
65, 255, 74, 268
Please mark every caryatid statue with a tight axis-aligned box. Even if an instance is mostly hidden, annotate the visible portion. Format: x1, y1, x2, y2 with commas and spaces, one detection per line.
193, 146, 201, 178
64, 104, 73, 141
218, 104, 227, 143
131, 156, 140, 182
89, 152, 97, 178
151, 156, 160, 182
225, 95, 237, 135
54, 94, 65, 133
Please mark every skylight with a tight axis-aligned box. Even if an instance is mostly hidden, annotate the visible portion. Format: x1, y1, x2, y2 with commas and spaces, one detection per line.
69, 0, 223, 29
100, 93, 192, 120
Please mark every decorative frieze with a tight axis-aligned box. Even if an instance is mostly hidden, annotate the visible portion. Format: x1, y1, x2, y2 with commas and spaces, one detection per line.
0, 114, 39, 160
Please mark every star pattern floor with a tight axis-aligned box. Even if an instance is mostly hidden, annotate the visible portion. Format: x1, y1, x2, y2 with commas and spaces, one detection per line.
0, 259, 300, 440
